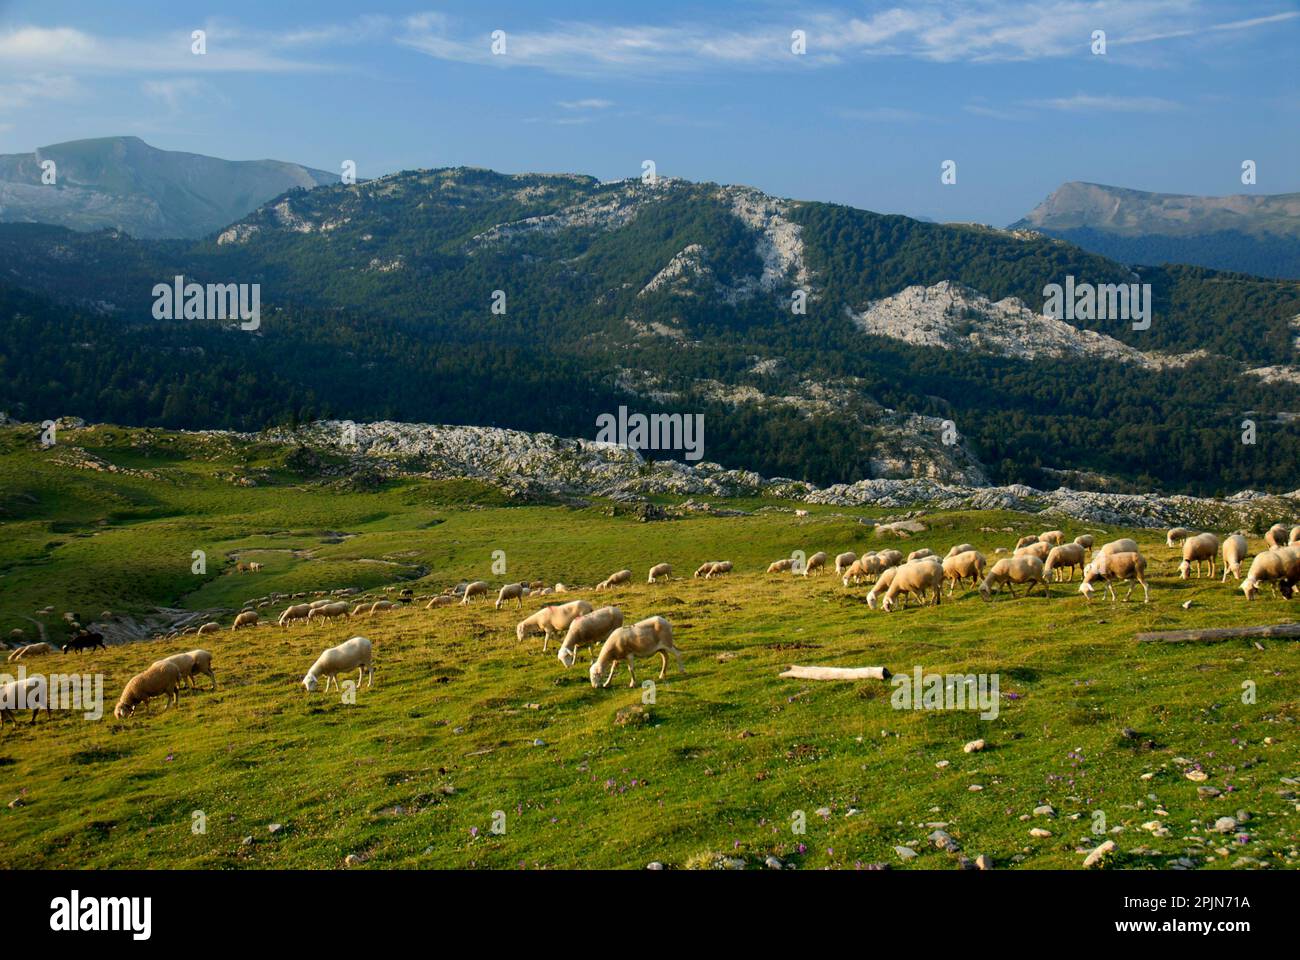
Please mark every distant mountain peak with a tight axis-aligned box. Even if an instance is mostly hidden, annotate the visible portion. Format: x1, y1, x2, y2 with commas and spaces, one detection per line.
0, 136, 335, 239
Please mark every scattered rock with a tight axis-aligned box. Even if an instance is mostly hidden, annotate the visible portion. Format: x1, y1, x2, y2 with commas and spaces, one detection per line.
963, 739, 986, 754
1083, 839, 1117, 868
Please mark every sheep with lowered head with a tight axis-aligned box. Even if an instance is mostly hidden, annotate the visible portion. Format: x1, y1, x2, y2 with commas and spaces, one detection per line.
303, 636, 373, 693
1038, 530, 1064, 545
767, 558, 796, 574
460, 581, 490, 604
942, 549, 986, 595
589, 616, 683, 688
881, 560, 943, 612
1239, 547, 1300, 601
803, 552, 828, 575
307, 601, 350, 624
115, 660, 182, 718
1079, 551, 1150, 603
945, 543, 976, 559
648, 563, 672, 583
279, 603, 312, 627
834, 552, 858, 575
1166, 527, 1194, 548
495, 582, 529, 610
1178, 532, 1220, 580
1221, 534, 1249, 582
979, 556, 1049, 601
516, 599, 593, 651
232, 610, 258, 631
1043, 543, 1086, 581
153, 649, 216, 690
1014, 541, 1051, 562
1265, 524, 1291, 549
557, 606, 623, 668
705, 561, 733, 579
0, 675, 49, 726
7, 642, 54, 662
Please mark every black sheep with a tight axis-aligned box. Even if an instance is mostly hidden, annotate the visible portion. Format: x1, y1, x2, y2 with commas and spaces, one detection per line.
62, 630, 106, 654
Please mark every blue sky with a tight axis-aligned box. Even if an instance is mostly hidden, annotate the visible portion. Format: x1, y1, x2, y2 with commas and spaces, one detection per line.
1, 0, 1296, 224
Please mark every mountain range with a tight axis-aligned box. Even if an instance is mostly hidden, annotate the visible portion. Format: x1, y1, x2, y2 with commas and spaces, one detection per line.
0, 136, 335, 239
0, 148, 1297, 497
1011, 181, 1300, 279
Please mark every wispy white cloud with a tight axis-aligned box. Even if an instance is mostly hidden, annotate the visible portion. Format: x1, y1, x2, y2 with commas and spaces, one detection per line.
0, 73, 81, 113
557, 98, 614, 110
1027, 92, 1184, 112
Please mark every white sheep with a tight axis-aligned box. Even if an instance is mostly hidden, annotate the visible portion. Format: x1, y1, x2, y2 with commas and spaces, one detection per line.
426, 595, 455, 608
979, 556, 1049, 601
232, 610, 259, 631
461, 582, 490, 604
1240, 547, 1300, 601
6, 642, 54, 662
308, 601, 351, 623
1166, 527, 1194, 548
865, 566, 900, 609
648, 563, 673, 583
1014, 535, 1040, 550
1290, 525, 1300, 546
279, 603, 312, 627
516, 600, 593, 651
1073, 534, 1094, 554
115, 661, 182, 718
705, 561, 732, 579
834, 552, 858, 575
1014, 541, 1051, 562
1178, 532, 1220, 580
589, 616, 683, 688
557, 606, 624, 668
1098, 537, 1139, 558
1265, 524, 1291, 549
1038, 530, 1065, 545
1079, 551, 1149, 603
1043, 543, 1086, 581
196, 622, 220, 636
767, 558, 795, 574
881, 560, 944, 612
945, 543, 976, 559
495, 582, 529, 610
942, 549, 986, 595
1220, 534, 1249, 582
153, 649, 216, 690
693, 562, 715, 579
303, 636, 373, 693
803, 552, 828, 575
906, 548, 936, 562
596, 569, 633, 591
0, 675, 49, 726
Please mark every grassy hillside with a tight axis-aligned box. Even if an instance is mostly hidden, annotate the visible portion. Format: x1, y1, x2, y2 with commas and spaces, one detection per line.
1, 425, 1298, 870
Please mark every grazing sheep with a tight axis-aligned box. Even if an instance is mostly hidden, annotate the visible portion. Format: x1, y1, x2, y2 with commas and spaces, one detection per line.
589, 616, 682, 689
1043, 543, 1087, 581
461, 582, 490, 604
7, 642, 54, 662
495, 582, 529, 610
368, 600, 395, 615
865, 566, 900, 609
114, 661, 182, 718
232, 610, 259, 631
1289, 525, 1300, 546
1014, 541, 1051, 562
195, 622, 219, 636
881, 560, 944, 612
279, 603, 312, 627
517, 600, 594, 651
249, 562, 262, 572
595, 569, 633, 591
1014, 535, 1040, 550
1080, 552, 1150, 603
153, 649, 216, 690
308, 601, 351, 624
303, 636, 373, 693
1221, 534, 1249, 582
648, 563, 673, 583
1265, 524, 1291, 549
1073, 534, 1094, 553
426, 595, 455, 608
528, 580, 546, 590
1178, 532, 1220, 580
945, 543, 976, 559
979, 556, 1049, 601
1098, 538, 1140, 558
875, 549, 904, 569
803, 552, 828, 575
834, 552, 858, 575
767, 558, 796, 574
906, 548, 936, 562
841, 555, 872, 586
558, 606, 624, 668
62, 630, 105, 654
1038, 530, 1065, 545
942, 550, 987, 595
554, 583, 569, 593
0, 676, 49, 726
1240, 547, 1300, 601
693, 562, 715, 579
1166, 527, 1194, 548
701, 561, 732, 579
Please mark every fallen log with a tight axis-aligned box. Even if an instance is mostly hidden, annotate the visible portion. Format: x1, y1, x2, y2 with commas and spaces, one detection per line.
779, 664, 892, 681
1135, 623, 1300, 644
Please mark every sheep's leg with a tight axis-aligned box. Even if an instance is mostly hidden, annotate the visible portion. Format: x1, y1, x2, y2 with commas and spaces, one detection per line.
657, 651, 668, 679
1105, 581, 1117, 602
602, 661, 617, 688
1006, 583, 1017, 599
367, 665, 373, 688
626, 656, 638, 688
1140, 579, 1150, 603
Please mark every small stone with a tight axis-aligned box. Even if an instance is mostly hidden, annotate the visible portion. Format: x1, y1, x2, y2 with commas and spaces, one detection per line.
241, 836, 254, 846
1181, 600, 1193, 610
764, 855, 783, 870
344, 854, 362, 867
1140, 772, 1155, 781
929, 829, 960, 852
1033, 804, 1055, 818
963, 739, 986, 754
935, 760, 950, 768
267, 823, 283, 834
646, 861, 665, 870
975, 854, 993, 870
1197, 786, 1221, 799
1213, 817, 1238, 834
1083, 839, 1116, 868
533, 738, 546, 747
1186, 770, 1208, 783
7, 797, 24, 809
968, 784, 983, 792
1030, 827, 1052, 838
894, 846, 919, 860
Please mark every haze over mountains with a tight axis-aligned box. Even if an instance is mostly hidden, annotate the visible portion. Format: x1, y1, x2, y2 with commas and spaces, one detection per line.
0, 144, 1297, 496
0, 137, 335, 239
1012, 181, 1300, 279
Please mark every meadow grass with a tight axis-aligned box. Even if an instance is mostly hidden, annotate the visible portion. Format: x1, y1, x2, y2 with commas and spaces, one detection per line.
0, 425, 1297, 869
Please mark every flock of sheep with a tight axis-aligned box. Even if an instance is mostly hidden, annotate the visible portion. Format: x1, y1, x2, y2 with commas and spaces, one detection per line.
4, 520, 1298, 726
